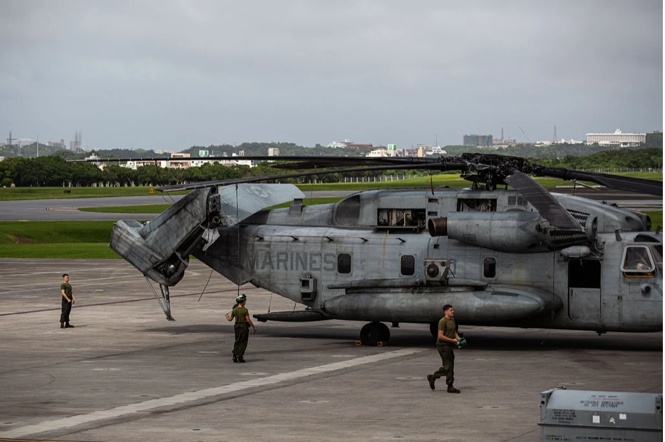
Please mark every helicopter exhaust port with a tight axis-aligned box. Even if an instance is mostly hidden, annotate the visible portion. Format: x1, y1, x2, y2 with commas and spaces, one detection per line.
428, 217, 448, 237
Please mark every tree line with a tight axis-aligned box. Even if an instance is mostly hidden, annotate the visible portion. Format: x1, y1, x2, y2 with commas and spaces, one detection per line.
0, 156, 259, 188
0, 148, 661, 188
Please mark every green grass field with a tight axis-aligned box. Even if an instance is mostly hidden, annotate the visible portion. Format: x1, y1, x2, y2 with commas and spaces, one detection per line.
0, 221, 117, 259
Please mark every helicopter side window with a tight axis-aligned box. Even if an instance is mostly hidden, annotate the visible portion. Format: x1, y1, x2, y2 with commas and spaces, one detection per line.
507, 195, 528, 206
338, 253, 351, 274
400, 255, 415, 276
483, 257, 496, 278
621, 246, 655, 277
377, 209, 426, 228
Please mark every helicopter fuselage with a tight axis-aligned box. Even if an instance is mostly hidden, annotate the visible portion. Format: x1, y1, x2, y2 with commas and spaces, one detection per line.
196, 188, 662, 334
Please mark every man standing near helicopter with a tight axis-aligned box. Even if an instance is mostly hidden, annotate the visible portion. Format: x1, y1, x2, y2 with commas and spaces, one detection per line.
427, 304, 462, 393
225, 294, 257, 363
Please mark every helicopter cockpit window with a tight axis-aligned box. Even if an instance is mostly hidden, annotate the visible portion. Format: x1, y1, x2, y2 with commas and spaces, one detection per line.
337, 253, 351, 274
400, 255, 415, 276
483, 257, 496, 278
621, 246, 655, 277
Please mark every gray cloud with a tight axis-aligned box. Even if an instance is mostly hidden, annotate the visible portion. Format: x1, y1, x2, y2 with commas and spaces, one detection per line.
0, 0, 662, 150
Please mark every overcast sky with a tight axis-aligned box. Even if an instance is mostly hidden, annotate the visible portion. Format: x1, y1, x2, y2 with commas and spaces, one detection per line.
1, 0, 662, 152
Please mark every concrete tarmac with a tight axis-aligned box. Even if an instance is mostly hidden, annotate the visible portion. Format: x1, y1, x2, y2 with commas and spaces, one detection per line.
0, 259, 662, 442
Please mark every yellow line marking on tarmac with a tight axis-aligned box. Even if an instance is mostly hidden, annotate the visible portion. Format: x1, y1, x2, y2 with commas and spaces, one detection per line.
0, 348, 424, 439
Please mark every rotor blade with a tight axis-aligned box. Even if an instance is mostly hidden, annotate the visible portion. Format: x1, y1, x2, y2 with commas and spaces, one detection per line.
247, 156, 444, 170
537, 167, 663, 197
155, 162, 459, 193
69, 155, 441, 167
505, 170, 582, 231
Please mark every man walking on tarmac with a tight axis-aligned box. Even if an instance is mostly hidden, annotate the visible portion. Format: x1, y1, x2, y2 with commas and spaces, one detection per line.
427, 304, 461, 393
225, 294, 257, 363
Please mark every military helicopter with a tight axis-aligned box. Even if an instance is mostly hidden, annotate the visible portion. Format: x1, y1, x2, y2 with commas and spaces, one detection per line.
106, 153, 662, 345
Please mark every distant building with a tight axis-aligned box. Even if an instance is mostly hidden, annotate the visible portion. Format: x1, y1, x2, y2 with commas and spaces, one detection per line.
327, 139, 373, 149
344, 142, 373, 149
463, 134, 493, 147
367, 147, 390, 157
535, 138, 584, 146
124, 159, 169, 170
169, 152, 191, 169
327, 141, 347, 148
427, 146, 447, 155
268, 147, 280, 156
492, 138, 516, 148
586, 129, 645, 147
47, 140, 66, 149
403, 148, 420, 157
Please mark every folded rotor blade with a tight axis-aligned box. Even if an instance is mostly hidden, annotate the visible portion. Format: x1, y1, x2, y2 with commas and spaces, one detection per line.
537, 168, 662, 197
505, 170, 582, 231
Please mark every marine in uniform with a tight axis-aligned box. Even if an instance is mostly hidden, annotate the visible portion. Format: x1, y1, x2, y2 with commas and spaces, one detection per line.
427, 304, 461, 393
225, 294, 257, 363
60, 273, 76, 328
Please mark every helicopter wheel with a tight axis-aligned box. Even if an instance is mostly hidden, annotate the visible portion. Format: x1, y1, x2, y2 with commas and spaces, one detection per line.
360, 322, 390, 346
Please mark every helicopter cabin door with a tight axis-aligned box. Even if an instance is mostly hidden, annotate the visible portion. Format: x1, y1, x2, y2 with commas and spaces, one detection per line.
567, 259, 601, 323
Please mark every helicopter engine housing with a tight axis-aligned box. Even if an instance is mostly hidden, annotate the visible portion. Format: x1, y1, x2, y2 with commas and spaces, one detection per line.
428, 211, 590, 252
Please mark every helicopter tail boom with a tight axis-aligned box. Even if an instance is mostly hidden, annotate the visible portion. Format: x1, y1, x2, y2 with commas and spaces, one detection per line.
110, 184, 306, 287
110, 187, 217, 286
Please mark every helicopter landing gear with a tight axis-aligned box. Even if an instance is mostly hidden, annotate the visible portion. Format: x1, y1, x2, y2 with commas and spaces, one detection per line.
359, 322, 390, 346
